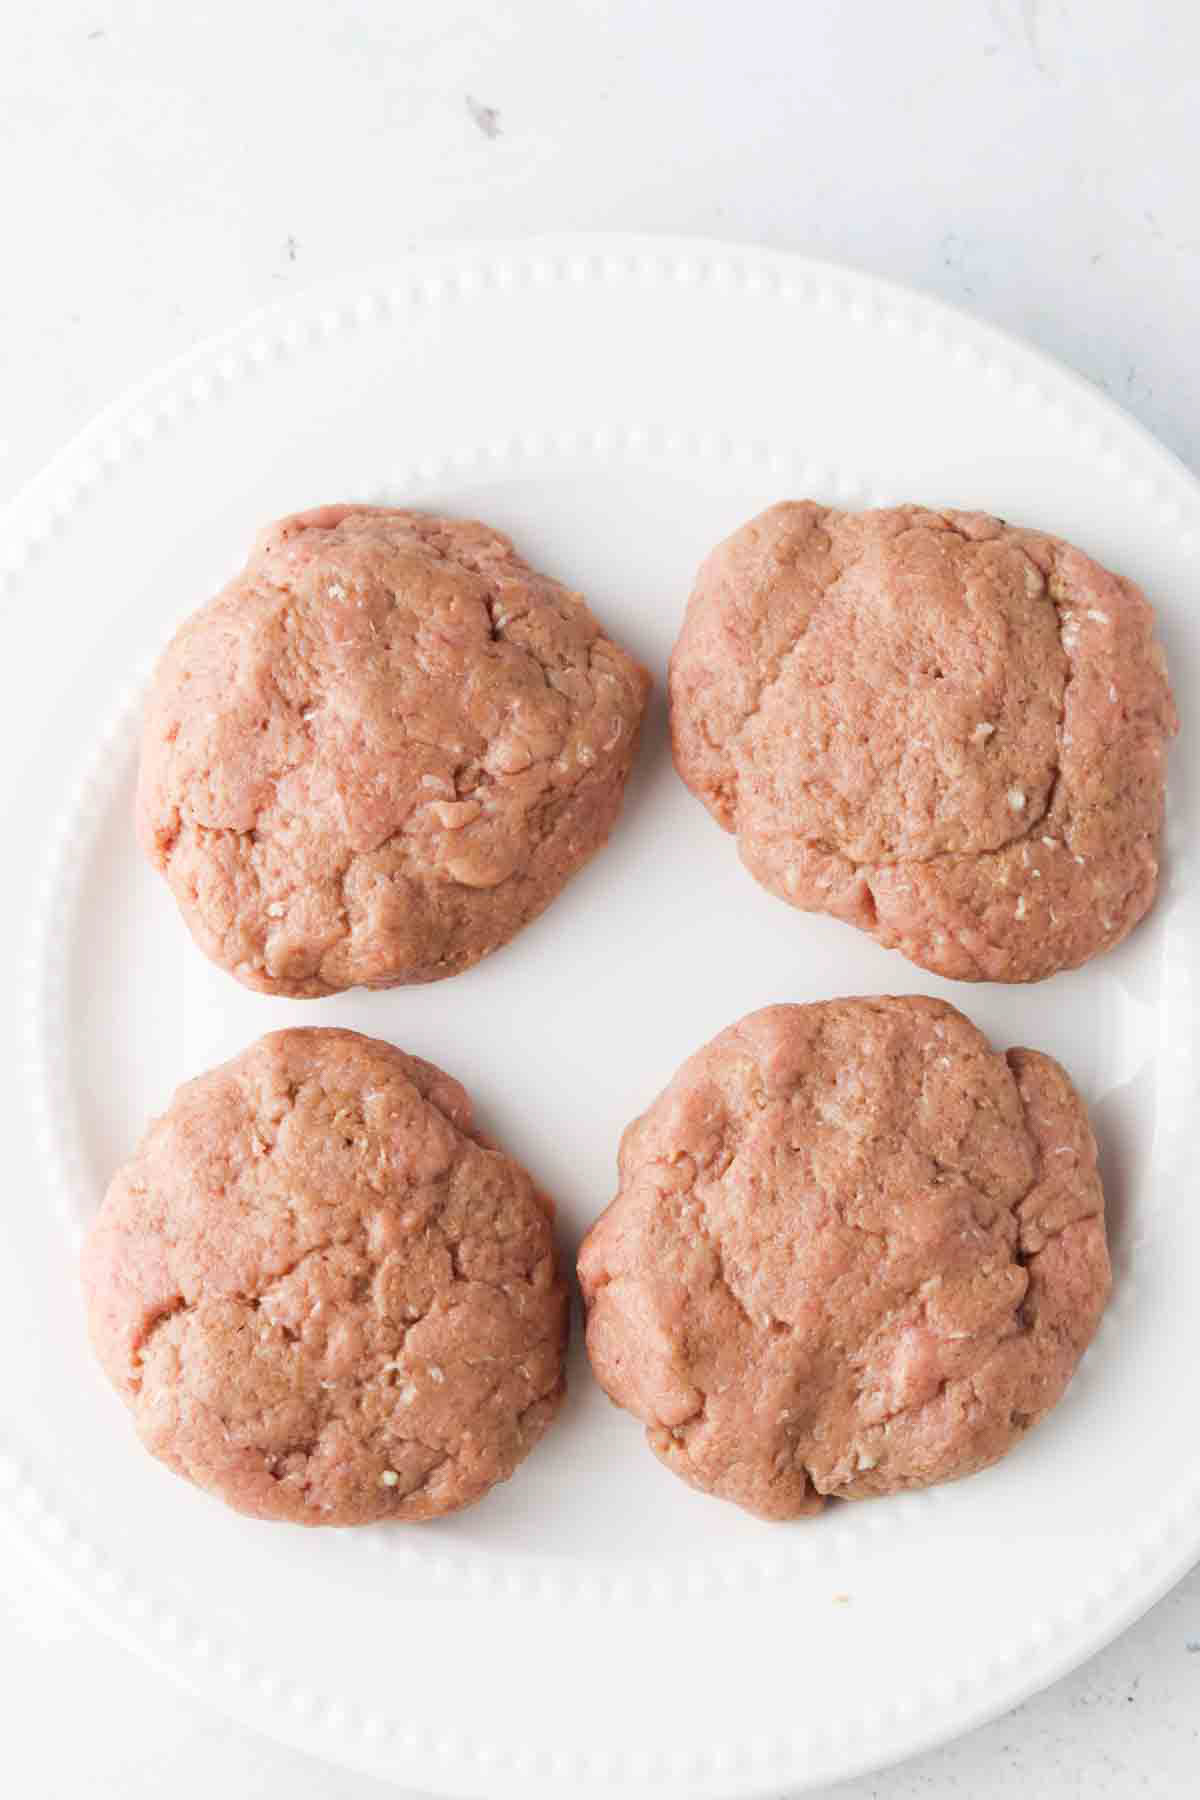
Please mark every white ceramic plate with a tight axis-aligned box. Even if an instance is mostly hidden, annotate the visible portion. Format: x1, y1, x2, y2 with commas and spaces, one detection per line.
2, 237, 1198, 1797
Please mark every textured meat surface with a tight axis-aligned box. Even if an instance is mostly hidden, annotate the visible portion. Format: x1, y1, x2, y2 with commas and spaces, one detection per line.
669, 503, 1177, 981
138, 506, 651, 996
578, 998, 1110, 1521
82, 1029, 569, 1524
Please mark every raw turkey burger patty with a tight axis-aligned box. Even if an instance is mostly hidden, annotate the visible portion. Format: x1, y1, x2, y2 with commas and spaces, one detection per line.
578, 997, 1109, 1521
82, 1028, 569, 1524
669, 503, 1177, 981
138, 505, 650, 996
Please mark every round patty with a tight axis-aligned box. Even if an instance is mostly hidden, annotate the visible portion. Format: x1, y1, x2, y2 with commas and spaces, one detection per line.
138, 506, 650, 996
669, 503, 1177, 981
82, 1029, 569, 1525
578, 997, 1109, 1521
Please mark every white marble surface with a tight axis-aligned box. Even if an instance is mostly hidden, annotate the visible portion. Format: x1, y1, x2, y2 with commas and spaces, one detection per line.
4, 1, 1199, 1793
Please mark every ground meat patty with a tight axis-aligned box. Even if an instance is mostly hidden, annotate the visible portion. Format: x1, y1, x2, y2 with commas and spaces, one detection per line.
82, 1029, 569, 1525
578, 997, 1110, 1521
669, 503, 1177, 981
138, 505, 650, 996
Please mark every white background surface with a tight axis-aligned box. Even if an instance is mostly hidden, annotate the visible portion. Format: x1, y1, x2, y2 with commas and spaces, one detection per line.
3, 2, 1198, 1795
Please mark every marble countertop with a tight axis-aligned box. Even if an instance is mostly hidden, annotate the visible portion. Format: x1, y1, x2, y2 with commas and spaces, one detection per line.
3, 2, 1198, 1793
